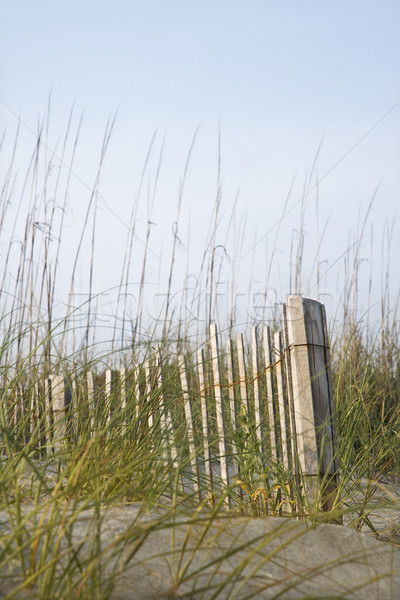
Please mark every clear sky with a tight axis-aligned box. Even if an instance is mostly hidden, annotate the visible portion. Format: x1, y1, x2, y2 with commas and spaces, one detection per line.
1, 1, 399, 334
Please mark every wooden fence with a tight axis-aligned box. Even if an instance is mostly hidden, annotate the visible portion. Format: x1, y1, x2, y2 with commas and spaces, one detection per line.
2, 296, 340, 517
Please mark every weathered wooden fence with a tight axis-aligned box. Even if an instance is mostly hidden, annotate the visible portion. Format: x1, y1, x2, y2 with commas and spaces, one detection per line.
2, 296, 340, 516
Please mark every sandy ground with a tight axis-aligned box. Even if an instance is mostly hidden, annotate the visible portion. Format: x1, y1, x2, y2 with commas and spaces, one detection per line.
1, 472, 400, 599
1, 491, 400, 600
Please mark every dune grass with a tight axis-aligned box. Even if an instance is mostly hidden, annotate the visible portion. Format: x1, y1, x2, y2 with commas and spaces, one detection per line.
0, 116, 399, 598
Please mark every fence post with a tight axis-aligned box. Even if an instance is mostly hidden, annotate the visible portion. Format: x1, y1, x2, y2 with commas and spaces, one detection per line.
285, 295, 340, 516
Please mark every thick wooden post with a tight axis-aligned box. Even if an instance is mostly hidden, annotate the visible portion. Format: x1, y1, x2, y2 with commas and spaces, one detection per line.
285, 296, 340, 515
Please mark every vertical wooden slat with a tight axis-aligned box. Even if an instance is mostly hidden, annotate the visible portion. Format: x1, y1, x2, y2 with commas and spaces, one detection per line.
210, 323, 230, 505
87, 371, 95, 435
51, 375, 65, 452
144, 360, 154, 431
274, 330, 294, 514
70, 374, 77, 441
17, 387, 23, 433
252, 326, 263, 450
33, 381, 44, 455
274, 331, 291, 471
282, 304, 299, 473
43, 377, 52, 453
13, 385, 21, 437
236, 333, 249, 414
120, 367, 126, 411
156, 350, 176, 459
16, 384, 28, 444
179, 354, 200, 498
155, 351, 167, 441
120, 367, 127, 434
31, 382, 38, 451
132, 363, 140, 420
263, 326, 277, 459
2, 387, 10, 451
225, 339, 239, 481
197, 347, 213, 498
155, 349, 182, 494
105, 368, 112, 425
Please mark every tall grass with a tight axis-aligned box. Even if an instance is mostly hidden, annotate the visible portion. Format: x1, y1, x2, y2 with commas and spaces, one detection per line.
0, 114, 399, 598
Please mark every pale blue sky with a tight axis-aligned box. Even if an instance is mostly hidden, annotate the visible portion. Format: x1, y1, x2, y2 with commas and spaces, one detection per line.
1, 1, 399, 330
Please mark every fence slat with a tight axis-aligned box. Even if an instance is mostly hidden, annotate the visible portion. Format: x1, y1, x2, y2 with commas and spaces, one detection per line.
274, 330, 295, 514
263, 326, 277, 459
86, 371, 95, 435
210, 323, 230, 506
144, 360, 154, 431
282, 303, 298, 474
179, 355, 200, 498
197, 347, 213, 498
156, 349, 179, 465
105, 369, 112, 425
32, 382, 40, 453
120, 367, 126, 411
226, 339, 239, 482
43, 377, 52, 452
17, 384, 28, 444
252, 326, 263, 450
51, 375, 65, 452
236, 333, 249, 414
274, 331, 291, 470
132, 364, 140, 420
